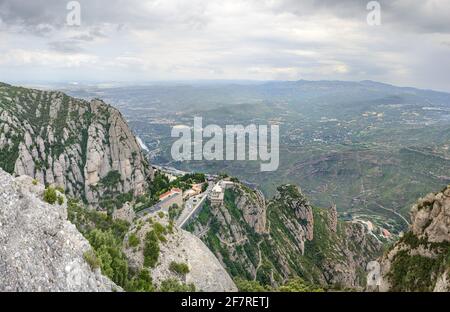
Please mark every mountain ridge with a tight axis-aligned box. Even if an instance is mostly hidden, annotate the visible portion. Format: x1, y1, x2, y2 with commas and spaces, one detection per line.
0, 83, 153, 208
187, 182, 383, 290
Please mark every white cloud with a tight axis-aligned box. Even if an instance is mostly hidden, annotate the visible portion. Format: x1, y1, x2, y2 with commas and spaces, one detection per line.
0, 0, 449, 91
0, 49, 98, 67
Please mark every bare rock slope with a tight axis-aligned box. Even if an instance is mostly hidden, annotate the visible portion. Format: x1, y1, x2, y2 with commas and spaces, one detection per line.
0, 169, 119, 291
123, 213, 237, 292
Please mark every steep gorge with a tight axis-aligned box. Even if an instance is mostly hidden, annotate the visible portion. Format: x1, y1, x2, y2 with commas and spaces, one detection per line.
187, 183, 383, 289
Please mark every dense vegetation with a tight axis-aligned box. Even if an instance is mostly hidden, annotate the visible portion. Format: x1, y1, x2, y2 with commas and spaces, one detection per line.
96, 170, 134, 214
68, 198, 197, 291
387, 232, 450, 291
67, 199, 154, 291
143, 230, 160, 268
234, 277, 323, 292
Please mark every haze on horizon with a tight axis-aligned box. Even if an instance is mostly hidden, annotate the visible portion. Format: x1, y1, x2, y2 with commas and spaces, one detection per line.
0, 0, 450, 92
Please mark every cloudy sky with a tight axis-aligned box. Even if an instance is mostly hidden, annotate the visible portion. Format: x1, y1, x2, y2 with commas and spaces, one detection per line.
0, 0, 449, 91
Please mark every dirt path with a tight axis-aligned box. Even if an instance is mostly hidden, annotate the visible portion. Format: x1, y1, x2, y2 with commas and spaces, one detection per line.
217, 236, 248, 248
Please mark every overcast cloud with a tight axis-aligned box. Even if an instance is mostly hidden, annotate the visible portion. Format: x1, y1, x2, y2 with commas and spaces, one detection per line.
0, 0, 449, 91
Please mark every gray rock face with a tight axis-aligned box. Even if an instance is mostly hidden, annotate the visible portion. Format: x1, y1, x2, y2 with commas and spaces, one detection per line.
320, 221, 381, 288
410, 188, 450, 243
273, 184, 314, 254
378, 185, 450, 292
235, 185, 267, 234
328, 204, 338, 233
0, 84, 153, 207
189, 182, 382, 289
0, 169, 119, 292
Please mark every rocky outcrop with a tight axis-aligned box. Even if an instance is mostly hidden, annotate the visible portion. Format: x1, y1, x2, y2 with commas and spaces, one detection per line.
320, 221, 381, 288
112, 202, 136, 223
235, 185, 267, 234
123, 212, 237, 292
0, 169, 119, 292
188, 182, 382, 289
377, 185, 450, 292
328, 204, 338, 233
272, 184, 314, 253
0, 83, 153, 207
410, 188, 450, 243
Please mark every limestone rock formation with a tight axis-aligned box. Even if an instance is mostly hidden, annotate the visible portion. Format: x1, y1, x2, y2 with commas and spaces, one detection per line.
123, 212, 237, 292
235, 184, 267, 234
0, 169, 119, 292
377, 185, 450, 292
187, 182, 382, 289
410, 188, 450, 243
328, 204, 338, 233
0, 83, 153, 208
272, 184, 314, 253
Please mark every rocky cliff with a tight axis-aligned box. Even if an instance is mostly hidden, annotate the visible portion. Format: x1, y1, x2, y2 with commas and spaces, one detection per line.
378, 185, 450, 292
187, 182, 382, 289
0, 169, 119, 291
0, 83, 152, 208
123, 212, 237, 292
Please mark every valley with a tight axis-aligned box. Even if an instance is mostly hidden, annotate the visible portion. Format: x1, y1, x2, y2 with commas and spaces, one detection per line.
1, 81, 449, 292
63, 80, 450, 234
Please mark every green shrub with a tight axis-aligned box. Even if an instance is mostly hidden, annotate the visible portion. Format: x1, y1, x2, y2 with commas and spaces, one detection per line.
67, 199, 157, 291
167, 221, 174, 234
43, 187, 57, 204
87, 229, 129, 287
169, 204, 182, 221
143, 230, 160, 268
169, 261, 190, 275
278, 278, 324, 292
55, 186, 65, 194
235, 278, 269, 292
100, 170, 122, 189
126, 269, 155, 292
128, 233, 140, 247
32, 179, 38, 186
57, 195, 64, 205
83, 250, 100, 270
153, 222, 167, 242
158, 278, 195, 292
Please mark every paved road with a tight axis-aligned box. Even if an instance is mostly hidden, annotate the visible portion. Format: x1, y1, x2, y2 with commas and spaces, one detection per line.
136, 203, 162, 218
176, 182, 213, 228
374, 202, 410, 226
